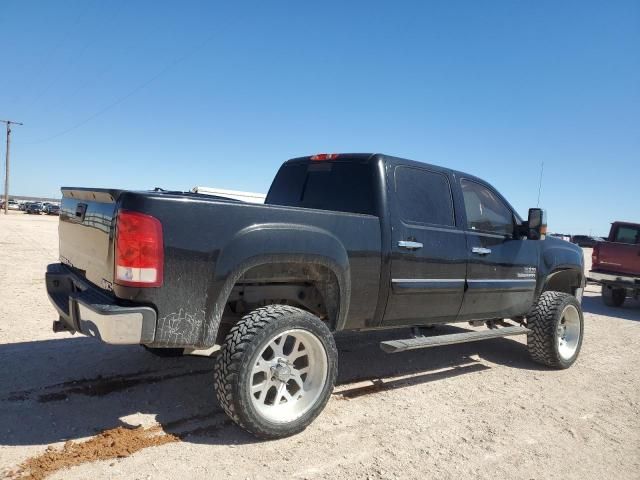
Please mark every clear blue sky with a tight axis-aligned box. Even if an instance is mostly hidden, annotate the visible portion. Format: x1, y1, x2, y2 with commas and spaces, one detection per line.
1, 1, 638, 236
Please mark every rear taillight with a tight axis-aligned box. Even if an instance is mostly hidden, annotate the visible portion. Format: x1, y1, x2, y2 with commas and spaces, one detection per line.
592, 244, 599, 267
115, 210, 163, 287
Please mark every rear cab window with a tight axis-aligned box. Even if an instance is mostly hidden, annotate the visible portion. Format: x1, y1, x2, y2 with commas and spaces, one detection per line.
613, 225, 640, 244
266, 159, 376, 215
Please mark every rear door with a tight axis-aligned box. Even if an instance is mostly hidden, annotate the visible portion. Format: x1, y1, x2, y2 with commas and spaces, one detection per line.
457, 179, 538, 320
383, 164, 467, 326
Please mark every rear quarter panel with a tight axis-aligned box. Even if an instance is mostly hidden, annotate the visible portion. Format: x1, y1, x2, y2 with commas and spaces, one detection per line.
115, 193, 382, 347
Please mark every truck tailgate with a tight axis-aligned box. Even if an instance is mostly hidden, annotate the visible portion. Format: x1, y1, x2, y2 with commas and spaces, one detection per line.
59, 188, 121, 288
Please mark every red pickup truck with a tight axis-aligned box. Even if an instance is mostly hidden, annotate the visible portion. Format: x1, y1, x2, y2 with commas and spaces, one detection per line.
590, 221, 640, 306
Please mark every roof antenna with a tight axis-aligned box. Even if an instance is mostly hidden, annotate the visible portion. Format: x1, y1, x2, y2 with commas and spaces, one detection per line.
536, 160, 544, 207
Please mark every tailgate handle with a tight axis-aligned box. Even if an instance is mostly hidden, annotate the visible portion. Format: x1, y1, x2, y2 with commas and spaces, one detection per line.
75, 203, 87, 221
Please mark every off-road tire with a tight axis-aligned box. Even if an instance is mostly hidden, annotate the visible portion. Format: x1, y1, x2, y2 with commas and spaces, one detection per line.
214, 305, 338, 439
142, 346, 184, 357
527, 291, 584, 369
602, 284, 626, 307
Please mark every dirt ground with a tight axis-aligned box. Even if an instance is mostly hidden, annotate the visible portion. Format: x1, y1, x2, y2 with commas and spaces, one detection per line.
1, 212, 639, 479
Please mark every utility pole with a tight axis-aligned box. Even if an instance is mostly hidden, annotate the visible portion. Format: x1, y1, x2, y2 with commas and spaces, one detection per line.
1, 120, 23, 215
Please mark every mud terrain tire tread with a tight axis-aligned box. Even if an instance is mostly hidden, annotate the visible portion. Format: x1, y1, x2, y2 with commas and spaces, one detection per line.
213, 305, 337, 439
527, 291, 583, 369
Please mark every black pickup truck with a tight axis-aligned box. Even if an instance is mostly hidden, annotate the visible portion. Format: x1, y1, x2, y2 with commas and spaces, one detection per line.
46, 153, 585, 438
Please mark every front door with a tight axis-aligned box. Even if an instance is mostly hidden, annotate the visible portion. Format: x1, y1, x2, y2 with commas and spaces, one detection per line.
457, 179, 538, 320
383, 165, 467, 326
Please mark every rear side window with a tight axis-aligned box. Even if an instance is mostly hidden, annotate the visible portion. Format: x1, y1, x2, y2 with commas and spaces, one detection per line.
266, 161, 376, 215
394, 167, 454, 226
614, 226, 640, 244
461, 179, 514, 236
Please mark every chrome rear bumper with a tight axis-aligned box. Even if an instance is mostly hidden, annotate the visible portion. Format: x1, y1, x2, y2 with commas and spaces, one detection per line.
46, 263, 156, 344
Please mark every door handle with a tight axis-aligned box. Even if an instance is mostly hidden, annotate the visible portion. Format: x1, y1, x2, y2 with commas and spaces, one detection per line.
472, 247, 492, 255
398, 240, 423, 250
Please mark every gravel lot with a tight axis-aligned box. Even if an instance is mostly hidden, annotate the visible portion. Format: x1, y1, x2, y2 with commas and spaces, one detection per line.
1, 212, 639, 479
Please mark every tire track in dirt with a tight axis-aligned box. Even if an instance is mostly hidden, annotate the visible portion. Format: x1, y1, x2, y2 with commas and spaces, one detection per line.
3, 367, 212, 403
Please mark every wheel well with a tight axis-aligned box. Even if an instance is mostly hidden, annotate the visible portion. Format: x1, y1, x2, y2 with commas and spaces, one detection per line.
543, 269, 583, 296
215, 262, 340, 344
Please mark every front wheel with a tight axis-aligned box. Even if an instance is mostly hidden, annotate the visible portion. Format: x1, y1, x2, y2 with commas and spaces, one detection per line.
527, 291, 584, 369
214, 305, 338, 439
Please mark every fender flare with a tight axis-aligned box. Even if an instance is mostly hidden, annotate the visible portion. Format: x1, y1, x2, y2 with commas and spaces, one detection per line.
534, 244, 585, 298
202, 223, 350, 345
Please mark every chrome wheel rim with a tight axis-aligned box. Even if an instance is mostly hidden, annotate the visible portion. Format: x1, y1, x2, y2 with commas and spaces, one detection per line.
249, 329, 328, 424
557, 305, 581, 360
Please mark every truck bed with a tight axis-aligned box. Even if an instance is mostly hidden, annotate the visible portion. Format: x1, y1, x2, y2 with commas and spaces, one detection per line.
57, 187, 382, 347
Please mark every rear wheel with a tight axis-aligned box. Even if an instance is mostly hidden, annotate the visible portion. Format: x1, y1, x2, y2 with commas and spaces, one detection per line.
602, 284, 626, 307
214, 305, 337, 439
527, 291, 584, 369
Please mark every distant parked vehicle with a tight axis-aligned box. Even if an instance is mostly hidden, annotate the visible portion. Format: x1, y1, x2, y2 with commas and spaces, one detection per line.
46, 204, 60, 215
19, 202, 26, 211
1, 199, 20, 210
590, 221, 640, 307
571, 235, 604, 248
26, 202, 44, 214
549, 233, 571, 242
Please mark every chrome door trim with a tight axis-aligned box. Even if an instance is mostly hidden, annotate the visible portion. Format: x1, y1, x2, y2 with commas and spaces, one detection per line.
391, 278, 465, 294
392, 278, 465, 283
466, 279, 536, 283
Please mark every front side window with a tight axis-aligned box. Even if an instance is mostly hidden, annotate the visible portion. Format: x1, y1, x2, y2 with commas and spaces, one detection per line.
461, 179, 513, 236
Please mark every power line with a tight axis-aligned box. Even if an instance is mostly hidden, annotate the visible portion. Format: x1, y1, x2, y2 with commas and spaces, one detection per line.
6, 2, 95, 109
34, 6, 125, 114
23, 2, 125, 113
19, 31, 216, 145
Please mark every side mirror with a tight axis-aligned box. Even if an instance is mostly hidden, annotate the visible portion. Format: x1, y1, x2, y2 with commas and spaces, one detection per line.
527, 208, 547, 240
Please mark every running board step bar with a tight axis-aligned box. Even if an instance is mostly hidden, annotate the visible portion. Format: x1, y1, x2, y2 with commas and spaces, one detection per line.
380, 326, 530, 354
